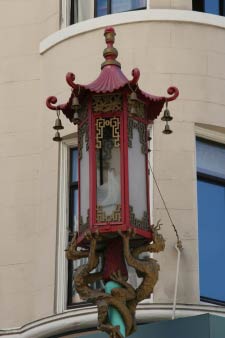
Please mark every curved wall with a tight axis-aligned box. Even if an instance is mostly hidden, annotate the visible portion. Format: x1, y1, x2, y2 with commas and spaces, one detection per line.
1, 4, 225, 332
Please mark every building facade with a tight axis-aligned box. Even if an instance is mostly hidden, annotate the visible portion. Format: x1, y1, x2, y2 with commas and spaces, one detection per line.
0, 0, 225, 336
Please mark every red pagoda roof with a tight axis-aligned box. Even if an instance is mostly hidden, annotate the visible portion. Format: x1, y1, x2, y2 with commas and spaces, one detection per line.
46, 27, 179, 121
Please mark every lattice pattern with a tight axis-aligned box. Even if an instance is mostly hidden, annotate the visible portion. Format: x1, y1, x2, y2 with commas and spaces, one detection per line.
128, 118, 147, 154
92, 93, 122, 113
96, 204, 121, 223
95, 117, 120, 149
129, 206, 149, 230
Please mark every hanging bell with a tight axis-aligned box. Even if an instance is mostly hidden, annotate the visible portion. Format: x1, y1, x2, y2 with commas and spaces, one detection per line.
53, 130, 62, 142
130, 104, 136, 116
72, 110, 80, 125
53, 117, 64, 130
72, 96, 80, 109
162, 122, 173, 135
161, 108, 173, 122
130, 91, 138, 102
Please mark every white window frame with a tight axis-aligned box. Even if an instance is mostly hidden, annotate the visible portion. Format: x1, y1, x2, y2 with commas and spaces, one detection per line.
60, 0, 151, 28
55, 135, 77, 314
195, 124, 225, 306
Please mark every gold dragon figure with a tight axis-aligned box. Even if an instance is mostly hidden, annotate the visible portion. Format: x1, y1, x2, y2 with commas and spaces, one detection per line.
66, 222, 165, 338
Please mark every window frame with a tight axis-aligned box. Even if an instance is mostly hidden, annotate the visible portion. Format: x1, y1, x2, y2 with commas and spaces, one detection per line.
61, 0, 150, 28
196, 127, 225, 307
94, 0, 147, 18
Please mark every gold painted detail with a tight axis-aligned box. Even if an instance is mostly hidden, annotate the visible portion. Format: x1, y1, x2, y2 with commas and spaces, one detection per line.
96, 204, 121, 222
92, 94, 122, 113
78, 122, 89, 159
128, 98, 145, 118
129, 206, 149, 230
128, 118, 147, 154
79, 210, 90, 233
96, 117, 120, 149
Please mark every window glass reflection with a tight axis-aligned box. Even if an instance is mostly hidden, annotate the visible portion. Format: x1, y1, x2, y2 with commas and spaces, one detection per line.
204, 0, 220, 14
96, 117, 121, 219
111, 0, 146, 13
71, 148, 78, 182
96, 0, 108, 16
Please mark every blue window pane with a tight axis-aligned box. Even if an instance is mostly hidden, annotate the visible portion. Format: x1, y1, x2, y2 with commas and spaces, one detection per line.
71, 148, 78, 182
204, 0, 219, 15
112, 0, 146, 13
196, 139, 225, 180
96, 0, 107, 16
72, 189, 79, 232
197, 179, 225, 302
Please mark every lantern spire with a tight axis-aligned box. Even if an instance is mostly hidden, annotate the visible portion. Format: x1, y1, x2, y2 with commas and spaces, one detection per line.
101, 26, 121, 69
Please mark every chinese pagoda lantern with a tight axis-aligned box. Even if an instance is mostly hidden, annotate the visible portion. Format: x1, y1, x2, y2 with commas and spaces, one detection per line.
46, 26, 179, 338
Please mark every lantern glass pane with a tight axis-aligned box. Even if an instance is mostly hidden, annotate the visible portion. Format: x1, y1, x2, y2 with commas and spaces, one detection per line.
96, 117, 121, 220
80, 132, 89, 226
128, 125, 147, 219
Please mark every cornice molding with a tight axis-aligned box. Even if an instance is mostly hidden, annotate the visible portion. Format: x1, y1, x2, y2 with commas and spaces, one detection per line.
1, 303, 225, 338
40, 9, 225, 54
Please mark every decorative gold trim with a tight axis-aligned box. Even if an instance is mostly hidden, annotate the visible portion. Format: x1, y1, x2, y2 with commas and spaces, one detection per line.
128, 118, 147, 154
96, 204, 121, 222
129, 206, 149, 230
92, 94, 122, 113
96, 117, 120, 149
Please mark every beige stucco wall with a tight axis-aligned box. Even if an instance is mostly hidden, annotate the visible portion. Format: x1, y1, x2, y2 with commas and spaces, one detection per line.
0, 0, 59, 329
151, 0, 192, 10
1, 2, 225, 332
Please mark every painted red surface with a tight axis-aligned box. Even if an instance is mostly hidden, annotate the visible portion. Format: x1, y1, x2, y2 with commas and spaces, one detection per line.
102, 237, 128, 281
46, 26, 179, 247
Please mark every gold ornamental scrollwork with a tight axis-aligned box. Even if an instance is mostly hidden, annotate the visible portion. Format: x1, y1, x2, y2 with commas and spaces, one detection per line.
96, 204, 121, 222
129, 206, 149, 230
128, 118, 147, 154
96, 117, 120, 149
93, 93, 122, 113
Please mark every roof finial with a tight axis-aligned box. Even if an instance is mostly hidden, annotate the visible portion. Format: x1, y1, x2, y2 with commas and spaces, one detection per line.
101, 27, 121, 69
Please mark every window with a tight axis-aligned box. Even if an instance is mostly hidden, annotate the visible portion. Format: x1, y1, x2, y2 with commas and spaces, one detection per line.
196, 138, 225, 306
64, 0, 147, 26
67, 147, 81, 306
193, 0, 225, 16
95, 0, 147, 17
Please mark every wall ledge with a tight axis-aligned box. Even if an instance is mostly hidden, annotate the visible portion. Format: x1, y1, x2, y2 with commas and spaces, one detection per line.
1, 303, 225, 337
40, 9, 225, 54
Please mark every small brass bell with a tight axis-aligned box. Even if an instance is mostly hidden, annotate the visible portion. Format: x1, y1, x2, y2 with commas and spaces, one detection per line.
72, 111, 80, 125
161, 108, 173, 122
72, 96, 80, 109
130, 105, 136, 116
163, 122, 173, 134
53, 117, 64, 130
53, 131, 62, 142
130, 91, 138, 102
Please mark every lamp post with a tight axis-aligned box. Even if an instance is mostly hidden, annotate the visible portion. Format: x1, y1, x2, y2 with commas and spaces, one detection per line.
46, 27, 179, 338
